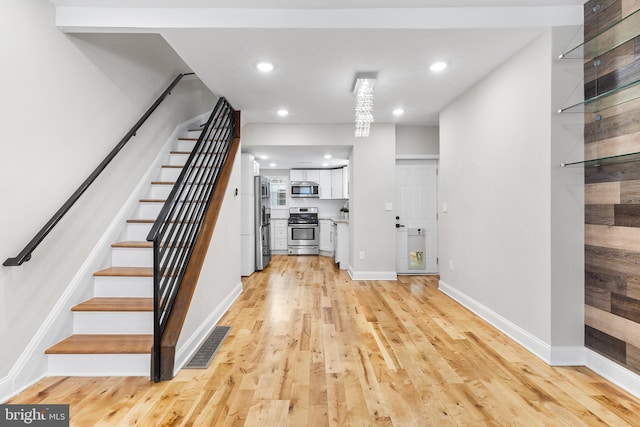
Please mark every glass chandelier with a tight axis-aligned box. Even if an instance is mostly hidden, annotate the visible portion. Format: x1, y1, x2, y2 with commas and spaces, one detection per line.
353, 74, 376, 137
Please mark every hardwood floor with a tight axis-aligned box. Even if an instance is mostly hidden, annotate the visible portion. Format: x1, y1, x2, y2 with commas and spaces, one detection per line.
8, 255, 640, 426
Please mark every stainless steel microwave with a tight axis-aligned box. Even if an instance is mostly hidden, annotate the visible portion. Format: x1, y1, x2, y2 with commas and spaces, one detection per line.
290, 181, 319, 198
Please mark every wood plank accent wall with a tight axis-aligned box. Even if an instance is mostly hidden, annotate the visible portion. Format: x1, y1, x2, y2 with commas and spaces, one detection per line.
584, 0, 640, 374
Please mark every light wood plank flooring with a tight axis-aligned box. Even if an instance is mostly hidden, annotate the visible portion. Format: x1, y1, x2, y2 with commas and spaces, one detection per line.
8, 255, 640, 425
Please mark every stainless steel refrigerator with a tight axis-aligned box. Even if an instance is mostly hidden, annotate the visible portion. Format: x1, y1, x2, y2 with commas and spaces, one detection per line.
255, 176, 272, 270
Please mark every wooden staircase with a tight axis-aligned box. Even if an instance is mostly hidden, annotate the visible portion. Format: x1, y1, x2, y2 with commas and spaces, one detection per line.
45, 128, 203, 377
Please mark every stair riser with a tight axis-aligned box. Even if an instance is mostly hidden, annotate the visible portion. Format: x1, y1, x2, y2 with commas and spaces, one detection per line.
177, 140, 197, 152
111, 247, 153, 268
94, 276, 153, 298
127, 222, 153, 241
150, 184, 174, 199
138, 202, 164, 219
48, 354, 150, 377
160, 167, 183, 182
168, 153, 189, 166
73, 312, 153, 334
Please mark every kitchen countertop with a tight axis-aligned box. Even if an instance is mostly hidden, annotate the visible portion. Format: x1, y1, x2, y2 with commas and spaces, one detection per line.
319, 216, 349, 224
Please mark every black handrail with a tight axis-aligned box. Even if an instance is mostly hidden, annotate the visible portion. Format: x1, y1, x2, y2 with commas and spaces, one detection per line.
147, 97, 236, 382
3, 73, 195, 267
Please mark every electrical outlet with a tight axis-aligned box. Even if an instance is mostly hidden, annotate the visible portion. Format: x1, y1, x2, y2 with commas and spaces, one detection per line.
449, 260, 454, 271
359, 251, 365, 260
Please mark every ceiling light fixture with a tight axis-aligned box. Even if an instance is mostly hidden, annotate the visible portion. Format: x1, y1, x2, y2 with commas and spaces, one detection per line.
270, 163, 276, 167
324, 154, 332, 159
277, 109, 289, 117
353, 72, 377, 138
393, 108, 404, 116
260, 155, 268, 160
256, 62, 274, 72
430, 61, 447, 72
322, 163, 329, 167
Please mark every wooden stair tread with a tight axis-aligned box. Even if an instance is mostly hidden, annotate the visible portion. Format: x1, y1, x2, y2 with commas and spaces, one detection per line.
150, 181, 214, 185
72, 297, 153, 312
112, 240, 185, 250
139, 199, 206, 204
127, 219, 156, 224
170, 151, 220, 155
45, 334, 153, 354
93, 267, 153, 277
111, 241, 153, 248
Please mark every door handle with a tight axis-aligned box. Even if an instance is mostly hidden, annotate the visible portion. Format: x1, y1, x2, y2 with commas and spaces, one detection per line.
395, 224, 405, 228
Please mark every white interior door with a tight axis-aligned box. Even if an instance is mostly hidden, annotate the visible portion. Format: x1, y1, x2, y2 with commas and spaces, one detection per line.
395, 160, 438, 274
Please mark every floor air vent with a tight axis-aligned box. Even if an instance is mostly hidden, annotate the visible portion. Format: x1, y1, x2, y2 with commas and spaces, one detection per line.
185, 326, 232, 369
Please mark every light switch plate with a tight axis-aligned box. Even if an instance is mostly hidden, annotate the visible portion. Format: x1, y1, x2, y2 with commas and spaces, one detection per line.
385, 202, 393, 211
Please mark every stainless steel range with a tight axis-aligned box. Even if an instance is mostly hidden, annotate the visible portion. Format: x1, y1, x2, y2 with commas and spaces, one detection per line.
288, 207, 319, 255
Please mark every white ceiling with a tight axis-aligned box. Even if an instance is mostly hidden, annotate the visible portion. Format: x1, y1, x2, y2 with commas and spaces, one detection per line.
51, 0, 585, 8
51, 0, 584, 169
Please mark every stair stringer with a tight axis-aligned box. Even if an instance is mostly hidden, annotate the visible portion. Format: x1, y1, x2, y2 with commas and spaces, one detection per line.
0, 111, 212, 402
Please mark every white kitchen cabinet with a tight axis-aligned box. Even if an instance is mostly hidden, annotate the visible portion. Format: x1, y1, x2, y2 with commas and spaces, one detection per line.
271, 219, 288, 252
342, 165, 349, 199
305, 169, 320, 183
290, 169, 320, 182
334, 221, 349, 269
331, 168, 343, 199
319, 170, 332, 199
289, 169, 305, 181
319, 219, 333, 252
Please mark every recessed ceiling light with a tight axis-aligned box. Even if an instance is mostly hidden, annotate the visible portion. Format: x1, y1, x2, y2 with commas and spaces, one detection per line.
322, 163, 329, 167
269, 163, 276, 167
324, 154, 332, 159
393, 108, 404, 116
430, 61, 447, 72
260, 155, 268, 160
256, 62, 274, 72
277, 109, 289, 117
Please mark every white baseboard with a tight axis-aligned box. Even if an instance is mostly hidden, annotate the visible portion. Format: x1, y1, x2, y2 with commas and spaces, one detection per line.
439, 280, 640, 399
586, 349, 640, 398
173, 282, 243, 375
348, 267, 397, 281
438, 280, 555, 363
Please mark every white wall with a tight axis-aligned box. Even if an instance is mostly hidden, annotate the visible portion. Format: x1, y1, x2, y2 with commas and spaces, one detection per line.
175, 151, 242, 370
241, 123, 396, 276
439, 28, 584, 357
439, 32, 554, 344
0, 0, 217, 382
396, 126, 439, 155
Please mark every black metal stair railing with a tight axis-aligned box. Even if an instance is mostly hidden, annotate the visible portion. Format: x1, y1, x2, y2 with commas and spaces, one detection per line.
3, 73, 194, 267
146, 97, 236, 382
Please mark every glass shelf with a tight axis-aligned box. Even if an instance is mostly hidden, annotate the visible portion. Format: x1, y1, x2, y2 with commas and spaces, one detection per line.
558, 78, 640, 113
560, 8, 640, 59
561, 151, 640, 167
